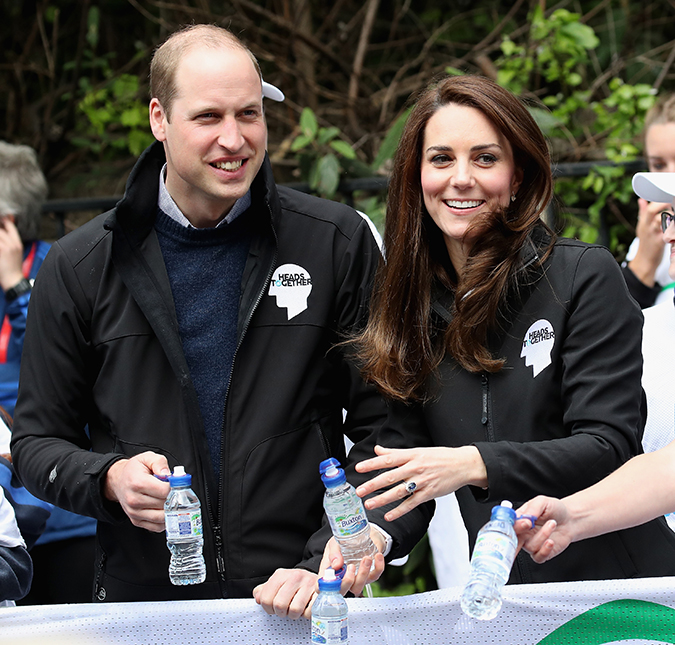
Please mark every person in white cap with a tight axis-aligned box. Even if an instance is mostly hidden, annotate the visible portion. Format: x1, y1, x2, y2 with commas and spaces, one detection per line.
622, 96, 675, 308
10, 24, 425, 610
513, 169, 675, 562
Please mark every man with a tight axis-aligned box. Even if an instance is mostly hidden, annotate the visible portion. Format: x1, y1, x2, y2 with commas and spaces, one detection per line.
10, 25, 427, 610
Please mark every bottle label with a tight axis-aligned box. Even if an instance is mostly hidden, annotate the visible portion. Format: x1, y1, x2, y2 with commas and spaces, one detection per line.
471, 530, 517, 580
165, 510, 203, 539
311, 616, 348, 644
326, 497, 368, 538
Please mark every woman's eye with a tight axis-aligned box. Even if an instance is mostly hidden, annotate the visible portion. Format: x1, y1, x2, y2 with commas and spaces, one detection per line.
477, 153, 497, 164
431, 154, 451, 165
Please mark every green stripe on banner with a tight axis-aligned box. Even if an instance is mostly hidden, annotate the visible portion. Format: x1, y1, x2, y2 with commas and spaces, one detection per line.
536, 599, 675, 644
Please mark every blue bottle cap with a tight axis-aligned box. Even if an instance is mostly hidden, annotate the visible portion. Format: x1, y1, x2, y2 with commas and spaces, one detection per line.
318, 568, 343, 592
319, 458, 346, 487
168, 465, 192, 487
490, 500, 516, 524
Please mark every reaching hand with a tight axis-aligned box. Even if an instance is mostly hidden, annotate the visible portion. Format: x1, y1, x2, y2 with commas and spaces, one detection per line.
354, 444, 487, 522
514, 496, 572, 564
103, 451, 171, 532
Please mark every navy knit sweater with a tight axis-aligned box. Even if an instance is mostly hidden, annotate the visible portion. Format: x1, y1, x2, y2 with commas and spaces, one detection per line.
155, 209, 252, 474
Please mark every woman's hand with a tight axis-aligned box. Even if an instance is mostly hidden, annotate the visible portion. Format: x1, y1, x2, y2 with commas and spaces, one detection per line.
354, 444, 487, 522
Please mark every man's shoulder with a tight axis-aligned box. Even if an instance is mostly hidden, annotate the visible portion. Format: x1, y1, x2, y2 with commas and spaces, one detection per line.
275, 185, 366, 237
53, 211, 112, 266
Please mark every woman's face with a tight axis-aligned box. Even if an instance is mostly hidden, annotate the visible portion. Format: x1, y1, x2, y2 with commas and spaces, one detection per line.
646, 122, 675, 172
420, 103, 522, 271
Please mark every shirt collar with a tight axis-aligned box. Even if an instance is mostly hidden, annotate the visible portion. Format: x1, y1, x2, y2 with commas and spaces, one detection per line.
158, 164, 250, 228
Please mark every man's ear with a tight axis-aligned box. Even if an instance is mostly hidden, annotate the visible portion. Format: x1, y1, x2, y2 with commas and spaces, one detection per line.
149, 98, 168, 142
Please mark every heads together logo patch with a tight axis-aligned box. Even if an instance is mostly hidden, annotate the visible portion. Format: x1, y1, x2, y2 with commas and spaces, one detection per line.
269, 264, 312, 320
521, 319, 555, 377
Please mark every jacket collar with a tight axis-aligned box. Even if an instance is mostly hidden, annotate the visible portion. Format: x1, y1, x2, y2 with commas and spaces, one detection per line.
105, 141, 279, 241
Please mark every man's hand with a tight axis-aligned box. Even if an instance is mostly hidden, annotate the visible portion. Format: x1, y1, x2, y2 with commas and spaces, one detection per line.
252, 526, 386, 620
104, 451, 171, 532
253, 568, 319, 620
0, 216, 25, 292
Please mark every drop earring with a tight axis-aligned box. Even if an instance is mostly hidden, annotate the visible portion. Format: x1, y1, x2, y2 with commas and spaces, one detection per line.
511, 193, 516, 202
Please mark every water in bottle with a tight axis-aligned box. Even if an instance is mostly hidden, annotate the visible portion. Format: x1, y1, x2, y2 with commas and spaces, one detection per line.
164, 465, 206, 585
319, 458, 377, 572
460, 500, 517, 620
311, 567, 348, 644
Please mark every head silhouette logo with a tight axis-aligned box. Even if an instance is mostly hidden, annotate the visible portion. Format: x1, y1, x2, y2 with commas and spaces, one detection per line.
520, 319, 555, 377
269, 264, 313, 320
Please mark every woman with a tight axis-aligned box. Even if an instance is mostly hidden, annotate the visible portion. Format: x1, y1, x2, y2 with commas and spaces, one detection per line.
622, 94, 675, 308
350, 75, 675, 584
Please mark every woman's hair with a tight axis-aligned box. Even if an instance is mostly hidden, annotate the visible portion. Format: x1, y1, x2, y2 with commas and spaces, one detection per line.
355, 75, 553, 402
644, 93, 675, 132
0, 140, 47, 242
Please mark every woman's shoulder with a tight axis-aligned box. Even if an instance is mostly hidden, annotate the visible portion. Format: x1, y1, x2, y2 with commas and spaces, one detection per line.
549, 236, 620, 271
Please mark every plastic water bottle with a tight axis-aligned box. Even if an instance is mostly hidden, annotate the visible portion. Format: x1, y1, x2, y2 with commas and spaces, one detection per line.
311, 567, 348, 644
460, 500, 517, 620
164, 466, 206, 585
320, 458, 377, 572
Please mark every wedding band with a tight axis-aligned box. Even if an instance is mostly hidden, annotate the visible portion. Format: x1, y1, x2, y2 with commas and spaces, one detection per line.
404, 481, 417, 494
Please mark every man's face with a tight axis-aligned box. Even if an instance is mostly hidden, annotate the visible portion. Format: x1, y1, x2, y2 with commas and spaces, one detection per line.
149, 45, 267, 228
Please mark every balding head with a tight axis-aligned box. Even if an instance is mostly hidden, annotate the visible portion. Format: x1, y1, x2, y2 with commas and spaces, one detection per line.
150, 24, 262, 121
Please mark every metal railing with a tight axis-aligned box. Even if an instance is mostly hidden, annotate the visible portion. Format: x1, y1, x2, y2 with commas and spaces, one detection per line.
41, 159, 648, 244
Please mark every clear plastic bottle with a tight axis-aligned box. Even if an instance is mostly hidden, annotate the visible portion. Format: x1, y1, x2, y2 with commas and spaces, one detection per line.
311, 567, 348, 644
460, 500, 517, 620
319, 458, 377, 572
164, 466, 206, 585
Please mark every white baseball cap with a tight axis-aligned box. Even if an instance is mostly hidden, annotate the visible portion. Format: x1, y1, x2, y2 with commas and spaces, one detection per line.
632, 172, 675, 203
262, 81, 284, 102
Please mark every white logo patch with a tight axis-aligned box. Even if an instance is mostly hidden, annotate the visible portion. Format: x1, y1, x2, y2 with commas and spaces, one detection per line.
49, 465, 58, 483
520, 319, 555, 377
269, 263, 313, 320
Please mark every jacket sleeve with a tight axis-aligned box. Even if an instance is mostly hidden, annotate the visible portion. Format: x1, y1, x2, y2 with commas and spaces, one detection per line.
475, 245, 647, 502
620, 263, 660, 309
10, 242, 125, 523
297, 216, 433, 571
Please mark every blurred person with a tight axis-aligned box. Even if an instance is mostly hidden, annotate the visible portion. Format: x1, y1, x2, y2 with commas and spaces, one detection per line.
621, 94, 675, 308
11, 24, 426, 611
0, 141, 97, 604
330, 74, 675, 586
0, 141, 52, 416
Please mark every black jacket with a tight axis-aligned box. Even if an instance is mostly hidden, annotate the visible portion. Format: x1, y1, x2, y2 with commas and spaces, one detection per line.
11, 142, 428, 601
381, 228, 675, 583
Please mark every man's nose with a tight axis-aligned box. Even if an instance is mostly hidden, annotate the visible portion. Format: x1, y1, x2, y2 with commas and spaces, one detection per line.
217, 118, 245, 152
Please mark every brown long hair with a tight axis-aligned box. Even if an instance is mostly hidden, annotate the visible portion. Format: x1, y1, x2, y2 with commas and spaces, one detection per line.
355, 75, 554, 402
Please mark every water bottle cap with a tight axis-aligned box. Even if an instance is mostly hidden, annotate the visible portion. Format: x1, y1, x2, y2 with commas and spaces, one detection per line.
490, 500, 516, 523
319, 458, 346, 487
318, 567, 342, 592
168, 466, 192, 487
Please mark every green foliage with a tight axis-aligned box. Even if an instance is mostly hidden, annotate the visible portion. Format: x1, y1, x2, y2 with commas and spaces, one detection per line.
73, 73, 154, 158
496, 8, 656, 250
291, 107, 358, 199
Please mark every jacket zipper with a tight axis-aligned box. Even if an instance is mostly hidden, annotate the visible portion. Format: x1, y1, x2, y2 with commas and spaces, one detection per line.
213, 226, 279, 584
480, 373, 495, 442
